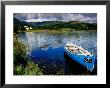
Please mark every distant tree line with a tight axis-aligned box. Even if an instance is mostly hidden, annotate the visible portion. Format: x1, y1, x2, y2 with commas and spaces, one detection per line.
35, 22, 97, 30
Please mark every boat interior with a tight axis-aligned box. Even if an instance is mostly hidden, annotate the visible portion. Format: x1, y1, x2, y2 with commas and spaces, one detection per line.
65, 44, 91, 56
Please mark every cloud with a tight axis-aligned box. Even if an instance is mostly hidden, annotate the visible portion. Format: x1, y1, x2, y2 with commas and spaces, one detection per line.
14, 13, 38, 20
14, 13, 97, 23
61, 14, 96, 23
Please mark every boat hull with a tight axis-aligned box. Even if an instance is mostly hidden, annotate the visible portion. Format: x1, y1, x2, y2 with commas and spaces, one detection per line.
64, 47, 95, 72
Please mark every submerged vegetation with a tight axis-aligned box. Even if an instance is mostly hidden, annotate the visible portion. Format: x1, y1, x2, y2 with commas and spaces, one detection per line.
14, 34, 43, 75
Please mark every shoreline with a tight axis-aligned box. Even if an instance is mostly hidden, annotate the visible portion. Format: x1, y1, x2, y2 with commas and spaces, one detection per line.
21, 29, 97, 33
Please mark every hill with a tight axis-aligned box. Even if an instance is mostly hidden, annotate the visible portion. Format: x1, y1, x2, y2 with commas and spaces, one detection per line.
14, 18, 97, 33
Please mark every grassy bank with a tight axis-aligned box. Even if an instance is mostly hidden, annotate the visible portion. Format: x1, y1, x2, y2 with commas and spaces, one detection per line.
14, 34, 43, 75
22, 28, 97, 34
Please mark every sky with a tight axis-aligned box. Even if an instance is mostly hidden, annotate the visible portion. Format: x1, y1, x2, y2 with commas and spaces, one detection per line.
14, 13, 97, 23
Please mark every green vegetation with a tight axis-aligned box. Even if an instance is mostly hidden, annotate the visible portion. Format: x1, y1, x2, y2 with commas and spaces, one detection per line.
14, 18, 97, 33
14, 18, 26, 33
14, 34, 43, 75
34, 21, 97, 30
23, 28, 74, 33
14, 61, 43, 75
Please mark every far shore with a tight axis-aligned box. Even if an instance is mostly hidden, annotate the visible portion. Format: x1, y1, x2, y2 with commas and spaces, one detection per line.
21, 29, 97, 33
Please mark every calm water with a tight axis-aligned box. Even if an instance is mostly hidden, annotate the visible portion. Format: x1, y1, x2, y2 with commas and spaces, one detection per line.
17, 30, 97, 75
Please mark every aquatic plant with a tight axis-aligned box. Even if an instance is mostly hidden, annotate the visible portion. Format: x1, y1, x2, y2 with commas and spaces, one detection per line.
24, 61, 43, 75
14, 34, 43, 75
14, 61, 43, 75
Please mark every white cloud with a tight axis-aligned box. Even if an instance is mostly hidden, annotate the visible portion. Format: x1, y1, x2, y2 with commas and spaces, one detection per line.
14, 13, 97, 23
25, 17, 58, 22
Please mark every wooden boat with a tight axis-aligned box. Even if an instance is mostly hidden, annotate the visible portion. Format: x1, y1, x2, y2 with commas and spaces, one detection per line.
64, 43, 96, 72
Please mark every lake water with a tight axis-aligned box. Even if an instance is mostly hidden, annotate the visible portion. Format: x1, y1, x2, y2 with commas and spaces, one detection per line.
17, 30, 97, 75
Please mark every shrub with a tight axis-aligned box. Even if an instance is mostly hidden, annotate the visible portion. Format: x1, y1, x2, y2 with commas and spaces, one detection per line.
14, 37, 27, 67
